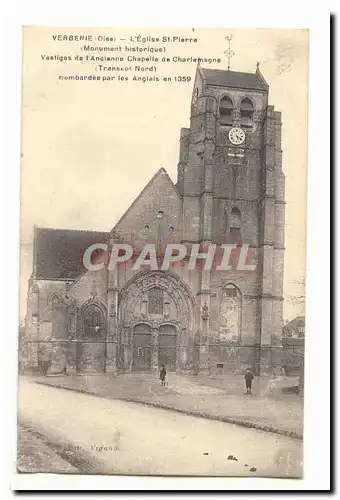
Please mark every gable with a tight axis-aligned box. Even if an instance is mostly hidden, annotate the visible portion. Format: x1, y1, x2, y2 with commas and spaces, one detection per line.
283, 316, 305, 336
112, 168, 182, 245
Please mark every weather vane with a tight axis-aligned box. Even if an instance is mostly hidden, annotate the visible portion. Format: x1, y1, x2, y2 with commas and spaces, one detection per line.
224, 35, 235, 71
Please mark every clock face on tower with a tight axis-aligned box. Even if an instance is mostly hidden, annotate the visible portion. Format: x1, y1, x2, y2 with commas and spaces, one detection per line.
228, 126, 246, 146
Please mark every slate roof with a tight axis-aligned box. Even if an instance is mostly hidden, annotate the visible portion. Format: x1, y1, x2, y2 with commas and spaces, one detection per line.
200, 68, 269, 91
34, 227, 109, 280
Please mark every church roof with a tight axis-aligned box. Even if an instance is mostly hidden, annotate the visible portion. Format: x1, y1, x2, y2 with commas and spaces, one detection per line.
33, 168, 179, 281
34, 227, 109, 280
200, 67, 269, 91
110, 168, 180, 235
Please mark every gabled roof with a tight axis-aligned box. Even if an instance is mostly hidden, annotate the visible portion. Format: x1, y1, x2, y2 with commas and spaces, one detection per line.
199, 67, 269, 91
34, 227, 109, 280
283, 316, 305, 336
110, 168, 180, 235
32, 169, 179, 280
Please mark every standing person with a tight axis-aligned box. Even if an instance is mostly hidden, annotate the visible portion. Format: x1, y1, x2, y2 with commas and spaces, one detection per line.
41, 350, 51, 376
160, 364, 166, 386
245, 368, 254, 394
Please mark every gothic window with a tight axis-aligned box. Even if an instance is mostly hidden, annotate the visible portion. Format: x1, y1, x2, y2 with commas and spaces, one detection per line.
51, 294, 60, 305
219, 96, 233, 126
83, 304, 105, 339
148, 287, 163, 315
240, 98, 254, 128
228, 207, 242, 243
51, 294, 65, 336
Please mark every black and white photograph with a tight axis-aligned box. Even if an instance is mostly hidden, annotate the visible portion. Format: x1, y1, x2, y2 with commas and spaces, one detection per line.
16, 25, 313, 481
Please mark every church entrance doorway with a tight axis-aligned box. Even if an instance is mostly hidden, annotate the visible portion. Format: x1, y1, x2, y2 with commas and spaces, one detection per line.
132, 323, 152, 371
158, 325, 177, 371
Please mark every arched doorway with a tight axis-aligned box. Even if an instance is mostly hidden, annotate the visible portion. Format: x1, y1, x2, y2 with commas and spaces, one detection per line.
158, 324, 177, 371
132, 323, 152, 371
119, 270, 197, 373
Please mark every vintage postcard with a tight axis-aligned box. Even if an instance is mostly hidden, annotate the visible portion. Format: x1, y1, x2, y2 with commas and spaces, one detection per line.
18, 26, 309, 478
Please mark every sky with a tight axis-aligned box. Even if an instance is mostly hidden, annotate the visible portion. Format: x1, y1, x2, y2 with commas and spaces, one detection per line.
20, 27, 309, 322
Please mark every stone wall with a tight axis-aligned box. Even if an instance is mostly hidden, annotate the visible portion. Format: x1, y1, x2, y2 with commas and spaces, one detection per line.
23, 67, 285, 376
282, 337, 305, 375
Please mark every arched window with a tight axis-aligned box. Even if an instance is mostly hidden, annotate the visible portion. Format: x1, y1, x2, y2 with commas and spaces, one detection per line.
148, 287, 163, 315
219, 96, 233, 126
228, 207, 242, 243
83, 304, 105, 339
51, 293, 61, 306
51, 294, 65, 337
240, 98, 254, 128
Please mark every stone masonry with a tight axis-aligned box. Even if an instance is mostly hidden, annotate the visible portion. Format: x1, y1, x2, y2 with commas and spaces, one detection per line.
22, 64, 285, 376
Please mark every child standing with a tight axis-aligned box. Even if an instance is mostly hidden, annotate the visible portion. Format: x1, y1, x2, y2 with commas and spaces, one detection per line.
245, 368, 254, 394
160, 365, 166, 386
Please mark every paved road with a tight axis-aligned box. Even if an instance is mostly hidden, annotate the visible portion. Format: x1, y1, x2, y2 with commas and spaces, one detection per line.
18, 378, 303, 477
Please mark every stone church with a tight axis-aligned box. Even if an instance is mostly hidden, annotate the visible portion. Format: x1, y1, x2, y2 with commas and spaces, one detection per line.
22, 64, 285, 376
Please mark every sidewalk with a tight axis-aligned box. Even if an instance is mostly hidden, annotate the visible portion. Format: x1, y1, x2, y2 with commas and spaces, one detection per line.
28, 372, 303, 439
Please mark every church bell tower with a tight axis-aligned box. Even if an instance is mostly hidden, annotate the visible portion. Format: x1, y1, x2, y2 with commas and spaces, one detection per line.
176, 60, 285, 374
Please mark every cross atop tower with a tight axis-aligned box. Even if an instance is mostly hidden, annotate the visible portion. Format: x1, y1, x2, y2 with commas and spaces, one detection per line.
224, 35, 235, 71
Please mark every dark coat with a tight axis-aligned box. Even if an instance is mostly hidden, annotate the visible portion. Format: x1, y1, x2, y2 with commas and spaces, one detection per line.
245, 372, 254, 383
160, 367, 166, 380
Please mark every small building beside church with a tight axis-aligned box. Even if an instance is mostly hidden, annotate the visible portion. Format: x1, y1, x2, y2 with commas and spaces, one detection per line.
283, 316, 305, 338
22, 64, 285, 376
282, 316, 305, 375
